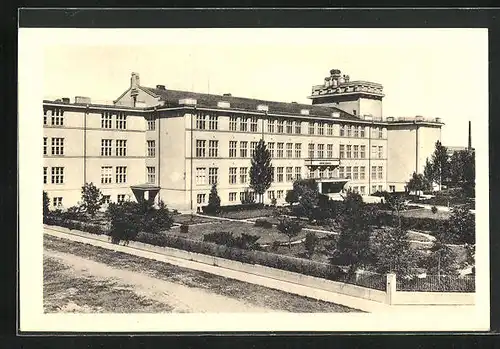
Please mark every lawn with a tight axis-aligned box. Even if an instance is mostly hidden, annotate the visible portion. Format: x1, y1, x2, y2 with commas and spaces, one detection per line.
400, 208, 451, 220
44, 235, 360, 313
217, 207, 278, 220
172, 214, 219, 225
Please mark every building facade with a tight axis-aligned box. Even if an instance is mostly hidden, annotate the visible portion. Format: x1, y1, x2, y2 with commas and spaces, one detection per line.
43, 69, 443, 211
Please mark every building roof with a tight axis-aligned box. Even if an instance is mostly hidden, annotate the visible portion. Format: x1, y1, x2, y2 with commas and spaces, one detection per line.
141, 86, 359, 120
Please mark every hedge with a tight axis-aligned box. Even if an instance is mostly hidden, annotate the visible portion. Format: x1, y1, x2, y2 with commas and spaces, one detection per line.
45, 215, 106, 235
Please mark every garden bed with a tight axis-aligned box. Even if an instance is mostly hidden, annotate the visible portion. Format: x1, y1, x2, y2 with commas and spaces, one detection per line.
173, 214, 219, 225
216, 207, 279, 220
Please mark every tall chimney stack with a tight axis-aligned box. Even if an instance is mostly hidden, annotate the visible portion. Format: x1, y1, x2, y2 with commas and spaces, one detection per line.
468, 120, 472, 150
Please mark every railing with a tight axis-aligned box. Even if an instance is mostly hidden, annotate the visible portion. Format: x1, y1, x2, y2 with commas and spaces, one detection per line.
352, 272, 386, 291
386, 116, 442, 123
396, 275, 475, 292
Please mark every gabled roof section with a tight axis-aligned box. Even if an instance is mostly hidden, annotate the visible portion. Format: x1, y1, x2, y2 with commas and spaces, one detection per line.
141, 86, 358, 120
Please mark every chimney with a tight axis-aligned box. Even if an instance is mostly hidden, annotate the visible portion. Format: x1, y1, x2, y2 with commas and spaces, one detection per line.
61, 97, 70, 103
223, 93, 232, 97
468, 120, 472, 150
131, 72, 140, 88
75, 96, 91, 104
156, 84, 166, 90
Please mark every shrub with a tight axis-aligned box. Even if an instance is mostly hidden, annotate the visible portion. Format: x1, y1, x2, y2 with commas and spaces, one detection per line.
43, 191, 50, 223
254, 218, 273, 229
203, 231, 235, 246
304, 232, 319, 259
80, 182, 104, 217
180, 224, 189, 234
203, 231, 261, 250
271, 198, 277, 207
277, 217, 303, 249
431, 206, 438, 214
205, 183, 221, 214
204, 203, 264, 214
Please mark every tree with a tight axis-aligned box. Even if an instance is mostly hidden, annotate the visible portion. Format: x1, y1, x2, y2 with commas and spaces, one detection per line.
206, 183, 221, 214
406, 172, 431, 195
304, 232, 319, 259
249, 139, 273, 203
293, 179, 319, 222
330, 191, 374, 276
241, 188, 256, 204
285, 189, 299, 207
446, 205, 475, 245
449, 149, 475, 197
423, 158, 435, 190
426, 141, 450, 190
43, 191, 50, 223
423, 239, 457, 276
277, 217, 303, 249
80, 182, 104, 217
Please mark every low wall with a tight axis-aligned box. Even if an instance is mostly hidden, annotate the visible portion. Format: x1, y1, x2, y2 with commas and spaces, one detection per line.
392, 291, 475, 306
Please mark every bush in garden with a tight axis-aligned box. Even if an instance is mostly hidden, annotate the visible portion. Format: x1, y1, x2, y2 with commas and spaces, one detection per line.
254, 218, 273, 229
431, 206, 438, 214
203, 231, 235, 246
277, 217, 303, 249
180, 224, 189, 234
80, 182, 105, 218
304, 232, 319, 259
205, 183, 221, 215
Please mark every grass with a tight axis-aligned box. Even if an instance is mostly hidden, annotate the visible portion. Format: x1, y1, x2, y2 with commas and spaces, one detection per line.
43, 256, 174, 313
400, 208, 450, 220
217, 207, 278, 220
172, 214, 219, 225
44, 235, 360, 313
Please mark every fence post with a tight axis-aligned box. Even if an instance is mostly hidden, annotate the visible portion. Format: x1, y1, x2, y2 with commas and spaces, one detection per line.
386, 273, 397, 305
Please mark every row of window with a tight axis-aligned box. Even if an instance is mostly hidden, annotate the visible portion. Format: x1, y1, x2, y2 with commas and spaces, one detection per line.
339, 145, 384, 159
195, 166, 303, 186
99, 166, 128, 184
50, 194, 128, 208
43, 137, 64, 156
43, 108, 64, 126
44, 166, 156, 185
101, 112, 127, 130
197, 113, 221, 131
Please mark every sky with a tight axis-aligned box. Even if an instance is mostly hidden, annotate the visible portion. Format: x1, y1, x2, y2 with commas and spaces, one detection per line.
41, 28, 488, 147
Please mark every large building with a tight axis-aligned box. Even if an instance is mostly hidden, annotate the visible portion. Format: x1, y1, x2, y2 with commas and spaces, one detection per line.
42, 69, 444, 212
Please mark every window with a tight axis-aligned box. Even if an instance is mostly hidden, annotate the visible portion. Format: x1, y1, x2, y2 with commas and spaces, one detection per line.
353, 186, 359, 194
353, 109, 357, 116
286, 143, 293, 158
308, 143, 315, 158
196, 113, 206, 130
353, 145, 359, 159
52, 197, 63, 208
379, 128, 384, 139
229, 116, 238, 131
117, 194, 126, 203
101, 112, 112, 129
208, 140, 219, 158
229, 167, 237, 184
286, 167, 293, 182
340, 125, 345, 137
360, 166, 366, 180
98, 139, 111, 157
102, 195, 111, 205
378, 146, 383, 159
378, 185, 383, 192
101, 166, 112, 184
43, 167, 47, 184
43, 108, 48, 126
339, 166, 344, 179
147, 140, 156, 157
360, 186, 365, 195
339, 145, 345, 159
294, 121, 301, 134
147, 166, 156, 183
286, 120, 293, 134
229, 192, 237, 202
308, 122, 315, 135
196, 167, 206, 185
318, 123, 324, 135
51, 167, 64, 184
359, 126, 365, 138
327, 123, 333, 136
347, 125, 352, 137
197, 194, 206, 204
239, 167, 248, 184
277, 190, 284, 199
372, 185, 377, 194
317, 144, 324, 158
372, 145, 378, 158
208, 167, 218, 185
267, 119, 275, 133
353, 166, 359, 180
250, 117, 258, 132
267, 191, 275, 200
346, 166, 352, 179
268, 142, 275, 158
196, 140, 206, 158
319, 168, 325, 178
115, 166, 127, 184
116, 112, 127, 130
360, 145, 366, 159
378, 166, 383, 180
240, 141, 248, 157
371, 166, 377, 180
239, 192, 246, 203
51, 138, 64, 156
209, 115, 218, 130
295, 167, 302, 180
346, 145, 352, 159
277, 143, 284, 158
277, 167, 284, 182
229, 141, 237, 158
240, 117, 248, 132
270, 167, 275, 182
147, 115, 155, 130
277, 120, 284, 133
354, 126, 359, 138
43, 137, 47, 155
51, 108, 64, 126
250, 141, 258, 157
327, 144, 333, 158
115, 140, 127, 156
389, 185, 396, 192
295, 143, 302, 158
